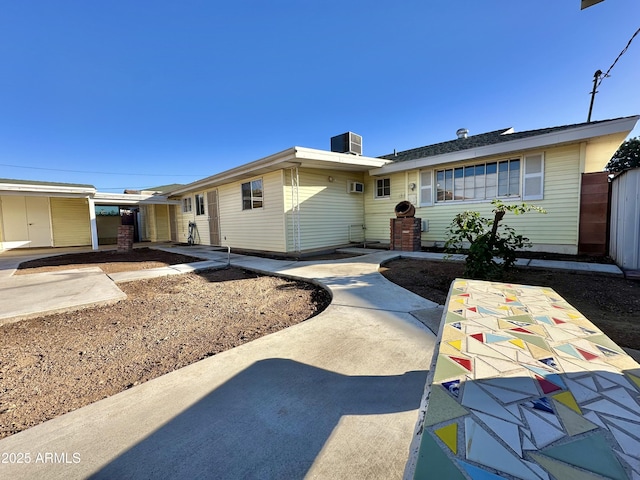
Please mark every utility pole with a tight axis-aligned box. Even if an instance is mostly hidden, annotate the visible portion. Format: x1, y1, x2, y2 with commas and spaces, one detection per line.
587, 69, 602, 123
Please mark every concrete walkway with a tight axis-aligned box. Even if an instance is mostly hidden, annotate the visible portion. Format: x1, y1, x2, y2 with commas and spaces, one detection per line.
0, 247, 439, 480
0, 246, 628, 479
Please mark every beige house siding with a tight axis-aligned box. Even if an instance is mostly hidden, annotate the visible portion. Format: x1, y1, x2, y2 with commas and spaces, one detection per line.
364, 144, 582, 253
363, 173, 409, 242
154, 205, 170, 242
172, 192, 211, 245
584, 132, 628, 172
284, 169, 365, 252
217, 171, 286, 252
50, 197, 92, 247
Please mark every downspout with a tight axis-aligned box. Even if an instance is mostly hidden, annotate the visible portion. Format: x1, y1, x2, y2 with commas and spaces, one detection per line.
87, 197, 99, 250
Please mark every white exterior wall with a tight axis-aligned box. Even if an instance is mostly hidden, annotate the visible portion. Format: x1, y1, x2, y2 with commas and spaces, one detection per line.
364, 144, 582, 254
284, 169, 365, 252
610, 168, 640, 270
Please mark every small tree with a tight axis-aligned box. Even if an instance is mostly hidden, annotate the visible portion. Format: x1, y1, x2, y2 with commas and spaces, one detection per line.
444, 199, 546, 280
605, 137, 640, 173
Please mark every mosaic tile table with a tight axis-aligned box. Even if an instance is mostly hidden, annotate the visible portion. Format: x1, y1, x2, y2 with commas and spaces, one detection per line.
408, 279, 640, 480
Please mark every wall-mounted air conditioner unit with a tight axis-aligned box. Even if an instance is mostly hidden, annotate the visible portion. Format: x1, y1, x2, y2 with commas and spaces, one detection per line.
348, 181, 364, 194
331, 132, 363, 156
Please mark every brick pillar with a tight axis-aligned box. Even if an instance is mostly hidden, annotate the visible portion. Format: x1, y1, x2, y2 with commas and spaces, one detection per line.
390, 217, 421, 251
117, 225, 134, 253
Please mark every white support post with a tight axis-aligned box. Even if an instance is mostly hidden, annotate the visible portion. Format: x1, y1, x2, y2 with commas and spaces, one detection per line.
87, 197, 99, 250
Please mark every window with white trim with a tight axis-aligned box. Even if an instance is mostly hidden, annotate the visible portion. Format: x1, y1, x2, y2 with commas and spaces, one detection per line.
435, 159, 521, 202
375, 178, 390, 198
195, 194, 205, 215
522, 154, 544, 200
242, 179, 263, 210
182, 197, 192, 213
420, 171, 433, 206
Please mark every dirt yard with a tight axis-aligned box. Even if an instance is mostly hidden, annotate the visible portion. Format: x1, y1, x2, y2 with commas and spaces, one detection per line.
380, 258, 640, 350
4, 248, 639, 440
1, 250, 331, 439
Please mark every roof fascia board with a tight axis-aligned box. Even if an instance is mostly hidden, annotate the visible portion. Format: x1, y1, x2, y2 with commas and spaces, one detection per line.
0, 183, 96, 196
168, 147, 391, 196
369, 116, 639, 175
93, 192, 180, 205
294, 147, 392, 168
169, 148, 298, 195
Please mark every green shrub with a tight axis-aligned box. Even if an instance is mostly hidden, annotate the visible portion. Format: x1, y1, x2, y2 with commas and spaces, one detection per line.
444, 199, 546, 280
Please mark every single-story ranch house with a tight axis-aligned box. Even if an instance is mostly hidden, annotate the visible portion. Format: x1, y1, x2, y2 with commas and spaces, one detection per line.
1, 115, 637, 255
168, 116, 638, 255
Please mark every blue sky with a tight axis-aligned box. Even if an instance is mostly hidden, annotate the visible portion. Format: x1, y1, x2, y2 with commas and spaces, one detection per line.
1, 1, 638, 191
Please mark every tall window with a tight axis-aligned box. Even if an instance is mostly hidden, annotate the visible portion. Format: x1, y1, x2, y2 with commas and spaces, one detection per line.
436, 159, 521, 202
420, 171, 432, 206
195, 194, 205, 215
242, 179, 263, 210
375, 178, 390, 198
182, 197, 192, 213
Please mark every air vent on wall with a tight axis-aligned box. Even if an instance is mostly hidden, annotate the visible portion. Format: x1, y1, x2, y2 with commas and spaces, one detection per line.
331, 132, 363, 156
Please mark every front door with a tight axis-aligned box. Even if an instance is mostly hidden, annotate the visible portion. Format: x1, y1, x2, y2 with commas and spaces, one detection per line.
1, 196, 52, 247
207, 190, 220, 246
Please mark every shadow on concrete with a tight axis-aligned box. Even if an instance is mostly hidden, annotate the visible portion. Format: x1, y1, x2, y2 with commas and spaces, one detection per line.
90, 358, 428, 479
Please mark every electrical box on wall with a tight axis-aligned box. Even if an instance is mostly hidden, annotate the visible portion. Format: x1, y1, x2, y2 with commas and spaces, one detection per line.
348, 181, 364, 193
422, 220, 429, 232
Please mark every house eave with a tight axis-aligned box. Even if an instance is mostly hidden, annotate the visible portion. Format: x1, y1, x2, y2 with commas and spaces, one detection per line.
0, 182, 96, 197
368, 116, 640, 176
167, 147, 392, 196
93, 192, 180, 205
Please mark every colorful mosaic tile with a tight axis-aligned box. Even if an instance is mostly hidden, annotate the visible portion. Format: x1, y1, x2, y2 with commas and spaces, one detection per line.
412, 278, 640, 480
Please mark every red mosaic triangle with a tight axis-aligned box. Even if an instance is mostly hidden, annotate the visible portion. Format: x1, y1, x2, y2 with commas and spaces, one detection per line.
511, 327, 533, 334
470, 333, 484, 343
467, 307, 477, 313
448, 356, 472, 371
459, 293, 470, 297
576, 347, 599, 361
552, 317, 566, 324
535, 375, 562, 394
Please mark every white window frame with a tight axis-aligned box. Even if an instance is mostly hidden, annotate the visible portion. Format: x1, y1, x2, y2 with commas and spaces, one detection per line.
375, 178, 391, 199
435, 158, 526, 203
241, 178, 264, 210
522, 153, 545, 200
182, 197, 192, 213
195, 193, 205, 216
420, 170, 433, 206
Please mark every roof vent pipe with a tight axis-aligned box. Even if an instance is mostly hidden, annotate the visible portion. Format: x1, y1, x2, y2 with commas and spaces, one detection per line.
456, 128, 469, 139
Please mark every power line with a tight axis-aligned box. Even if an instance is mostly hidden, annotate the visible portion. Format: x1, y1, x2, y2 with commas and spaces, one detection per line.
597, 26, 640, 88
0, 162, 205, 177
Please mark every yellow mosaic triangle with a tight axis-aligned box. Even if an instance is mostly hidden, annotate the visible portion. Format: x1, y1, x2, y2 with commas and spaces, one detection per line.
498, 319, 515, 330
509, 338, 526, 349
526, 342, 552, 359
523, 324, 547, 336
434, 423, 457, 454
553, 391, 582, 414
448, 340, 462, 351
439, 342, 462, 356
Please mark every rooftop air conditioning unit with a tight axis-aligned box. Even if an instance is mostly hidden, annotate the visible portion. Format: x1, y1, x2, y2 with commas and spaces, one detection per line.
331, 132, 362, 156
348, 181, 364, 194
